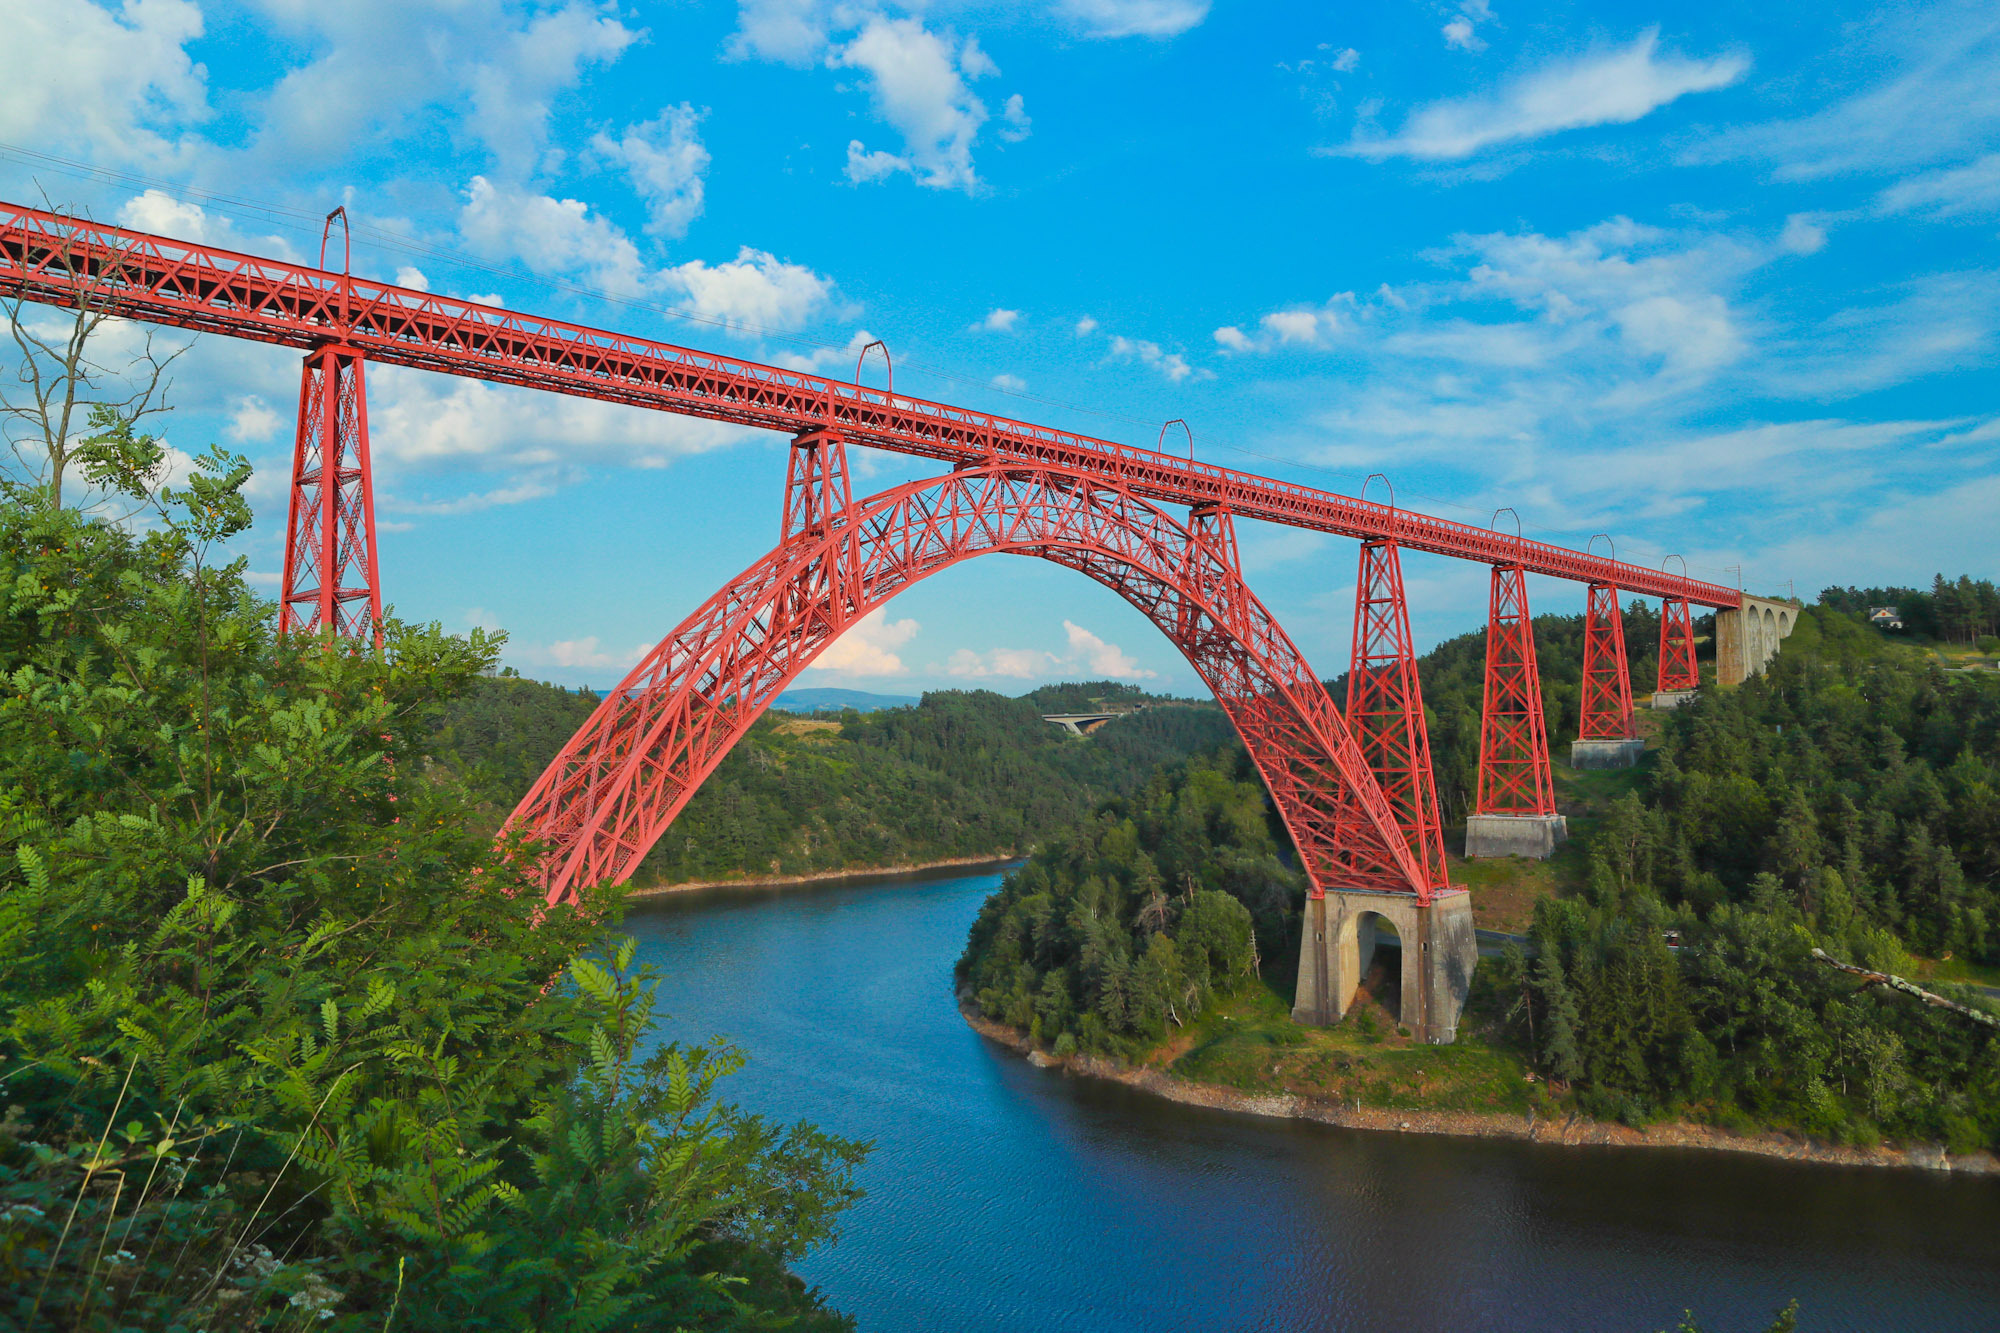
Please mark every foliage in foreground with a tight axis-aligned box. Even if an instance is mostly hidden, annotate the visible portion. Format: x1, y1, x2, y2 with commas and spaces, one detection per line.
0, 483, 864, 1329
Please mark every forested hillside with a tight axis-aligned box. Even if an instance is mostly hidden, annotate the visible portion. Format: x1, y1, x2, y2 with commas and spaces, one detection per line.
956, 748, 1299, 1054
1821, 574, 2000, 645
1509, 603, 2000, 1148
1406, 599, 1685, 825
433, 678, 1236, 885
962, 593, 2000, 1155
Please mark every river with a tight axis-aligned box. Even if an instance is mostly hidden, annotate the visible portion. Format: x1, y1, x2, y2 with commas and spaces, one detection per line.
626, 869, 2000, 1333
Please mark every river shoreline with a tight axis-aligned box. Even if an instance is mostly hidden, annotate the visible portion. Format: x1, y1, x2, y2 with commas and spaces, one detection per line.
625, 854, 1023, 899
960, 1004, 2000, 1177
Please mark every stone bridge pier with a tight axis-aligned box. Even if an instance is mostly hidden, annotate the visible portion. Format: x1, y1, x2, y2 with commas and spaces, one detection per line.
1292, 890, 1478, 1044
1716, 595, 1801, 686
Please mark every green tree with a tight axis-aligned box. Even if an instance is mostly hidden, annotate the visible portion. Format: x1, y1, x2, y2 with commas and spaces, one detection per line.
0, 480, 864, 1328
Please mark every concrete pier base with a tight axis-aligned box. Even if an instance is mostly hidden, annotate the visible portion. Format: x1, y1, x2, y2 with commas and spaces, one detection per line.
1292, 890, 1478, 1043
1650, 690, 1697, 710
1464, 813, 1567, 860
1571, 738, 1645, 769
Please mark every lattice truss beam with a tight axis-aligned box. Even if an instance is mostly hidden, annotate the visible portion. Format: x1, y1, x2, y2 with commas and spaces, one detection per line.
509, 444, 1431, 906
0, 200, 1741, 609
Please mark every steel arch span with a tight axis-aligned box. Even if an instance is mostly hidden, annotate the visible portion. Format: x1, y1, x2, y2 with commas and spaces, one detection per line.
508, 453, 1434, 908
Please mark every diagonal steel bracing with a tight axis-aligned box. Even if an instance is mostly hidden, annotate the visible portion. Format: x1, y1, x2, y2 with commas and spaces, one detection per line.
508, 462, 1431, 906
1476, 564, 1557, 818
1579, 582, 1637, 740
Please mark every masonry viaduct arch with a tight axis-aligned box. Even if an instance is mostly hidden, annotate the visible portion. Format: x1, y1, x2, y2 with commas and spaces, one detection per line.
508, 435, 1442, 920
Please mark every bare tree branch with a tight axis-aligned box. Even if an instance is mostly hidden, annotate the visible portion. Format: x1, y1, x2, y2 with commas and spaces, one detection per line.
1, 194, 191, 510
1811, 948, 2000, 1030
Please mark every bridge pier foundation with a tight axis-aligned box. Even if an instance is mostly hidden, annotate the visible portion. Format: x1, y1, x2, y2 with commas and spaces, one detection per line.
1570, 738, 1645, 769
1292, 890, 1477, 1043
1650, 689, 1698, 710
1465, 813, 1567, 859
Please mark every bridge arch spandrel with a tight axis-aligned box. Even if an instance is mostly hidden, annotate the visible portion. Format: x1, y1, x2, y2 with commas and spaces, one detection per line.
508, 465, 1430, 906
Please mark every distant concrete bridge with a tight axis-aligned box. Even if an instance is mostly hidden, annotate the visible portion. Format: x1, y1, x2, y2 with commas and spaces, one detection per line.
1717, 595, 1800, 686
1043, 712, 1120, 736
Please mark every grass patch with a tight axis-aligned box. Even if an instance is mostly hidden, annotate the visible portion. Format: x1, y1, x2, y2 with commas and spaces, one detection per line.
1914, 953, 2000, 988
1163, 971, 1536, 1117
1450, 853, 1560, 934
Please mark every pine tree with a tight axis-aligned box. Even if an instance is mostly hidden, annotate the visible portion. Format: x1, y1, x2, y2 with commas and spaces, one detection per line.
1534, 953, 1585, 1086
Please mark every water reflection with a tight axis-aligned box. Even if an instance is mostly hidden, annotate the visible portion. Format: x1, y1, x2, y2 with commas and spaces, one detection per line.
626, 872, 2000, 1333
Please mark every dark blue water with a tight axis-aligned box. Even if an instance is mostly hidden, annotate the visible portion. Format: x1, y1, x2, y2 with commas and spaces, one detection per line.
627, 870, 2000, 1333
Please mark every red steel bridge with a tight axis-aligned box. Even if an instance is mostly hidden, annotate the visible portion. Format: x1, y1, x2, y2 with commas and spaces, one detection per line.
0, 201, 1740, 1033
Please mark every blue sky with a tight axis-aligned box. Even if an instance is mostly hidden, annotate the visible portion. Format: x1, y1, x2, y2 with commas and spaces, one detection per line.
3, 0, 1996, 696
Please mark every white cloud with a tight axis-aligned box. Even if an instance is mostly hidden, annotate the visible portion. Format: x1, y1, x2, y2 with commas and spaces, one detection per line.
728, 0, 832, 65
593, 104, 711, 238
1109, 336, 1187, 380
386, 472, 570, 516
0, 0, 207, 167
1109, 335, 1197, 383
991, 373, 1028, 392
394, 265, 430, 291
464, 4, 637, 174
1214, 297, 1357, 353
999, 93, 1032, 143
944, 646, 1056, 679
833, 16, 996, 192
1215, 208, 2000, 576
110, 191, 302, 264
1062, 620, 1157, 679
809, 606, 920, 676
1442, 1, 1495, 54
116, 189, 222, 243
1335, 29, 1748, 161
844, 141, 910, 183
941, 621, 1158, 681
455, 176, 836, 328
365, 367, 756, 477
665, 248, 837, 330
250, 1, 635, 172
1684, 8, 2000, 183
532, 635, 646, 671
1074, 316, 1099, 336
1878, 152, 2000, 219
1760, 270, 2000, 399
1751, 470, 2000, 603
1778, 214, 1827, 255
768, 328, 882, 377
458, 175, 648, 294
1056, 0, 1210, 40
977, 308, 1020, 332
226, 396, 282, 444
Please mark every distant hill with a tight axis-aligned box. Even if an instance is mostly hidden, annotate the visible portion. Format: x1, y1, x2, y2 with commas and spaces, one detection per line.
430, 680, 1237, 885
771, 687, 920, 713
